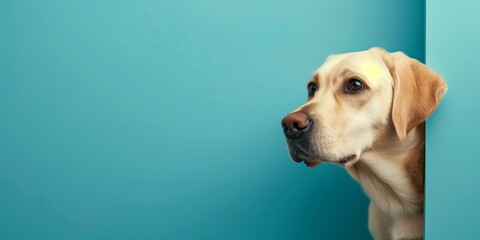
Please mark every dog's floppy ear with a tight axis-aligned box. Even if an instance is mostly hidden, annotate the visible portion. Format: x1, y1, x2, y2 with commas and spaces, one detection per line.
374, 48, 448, 141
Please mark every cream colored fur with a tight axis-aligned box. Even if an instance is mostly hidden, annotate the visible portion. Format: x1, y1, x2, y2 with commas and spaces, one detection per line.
285, 48, 447, 240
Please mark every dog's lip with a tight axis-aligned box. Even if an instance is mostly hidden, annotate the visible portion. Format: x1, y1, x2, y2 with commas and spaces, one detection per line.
338, 154, 356, 164
303, 161, 321, 168
302, 156, 355, 168
293, 157, 322, 168
290, 150, 356, 168
297, 155, 357, 168
337, 154, 358, 166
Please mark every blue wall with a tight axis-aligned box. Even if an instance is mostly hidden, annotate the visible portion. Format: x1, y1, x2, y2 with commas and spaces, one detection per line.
0, 1, 424, 239
426, 1, 480, 239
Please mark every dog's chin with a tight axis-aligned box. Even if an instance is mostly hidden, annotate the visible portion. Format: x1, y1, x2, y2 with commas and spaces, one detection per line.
289, 150, 330, 168
287, 145, 323, 168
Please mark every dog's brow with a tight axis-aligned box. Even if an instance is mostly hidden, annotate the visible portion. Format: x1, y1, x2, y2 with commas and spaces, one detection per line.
339, 68, 369, 81
309, 74, 320, 84
339, 69, 359, 80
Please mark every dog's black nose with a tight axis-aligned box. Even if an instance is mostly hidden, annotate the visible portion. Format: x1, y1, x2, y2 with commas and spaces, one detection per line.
281, 111, 311, 139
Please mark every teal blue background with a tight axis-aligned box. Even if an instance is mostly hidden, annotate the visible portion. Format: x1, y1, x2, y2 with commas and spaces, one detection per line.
426, 0, 480, 239
0, 1, 424, 239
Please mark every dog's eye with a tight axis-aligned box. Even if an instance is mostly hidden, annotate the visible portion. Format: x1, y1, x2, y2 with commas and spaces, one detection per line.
307, 83, 316, 97
345, 79, 364, 93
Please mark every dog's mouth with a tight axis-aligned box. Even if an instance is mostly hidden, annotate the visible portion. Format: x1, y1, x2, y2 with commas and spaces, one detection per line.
336, 154, 357, 166
288, 144, 357, 168
299, 154, 357, 168
286, 139, 358, 168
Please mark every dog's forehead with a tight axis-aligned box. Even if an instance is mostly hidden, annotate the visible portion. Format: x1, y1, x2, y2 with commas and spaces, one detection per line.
315, 51, 389, 85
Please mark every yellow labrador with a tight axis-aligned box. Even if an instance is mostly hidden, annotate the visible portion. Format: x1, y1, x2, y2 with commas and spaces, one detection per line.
281, 48, 446, 240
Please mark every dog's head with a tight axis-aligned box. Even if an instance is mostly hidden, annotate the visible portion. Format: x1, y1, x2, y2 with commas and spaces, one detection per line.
281, 47, 447, 167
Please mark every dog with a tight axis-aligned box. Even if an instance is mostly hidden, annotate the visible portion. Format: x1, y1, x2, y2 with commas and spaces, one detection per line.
281, 47, 447, 240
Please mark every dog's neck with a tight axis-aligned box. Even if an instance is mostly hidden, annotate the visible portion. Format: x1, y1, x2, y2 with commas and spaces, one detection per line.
347, 124, 425, 215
